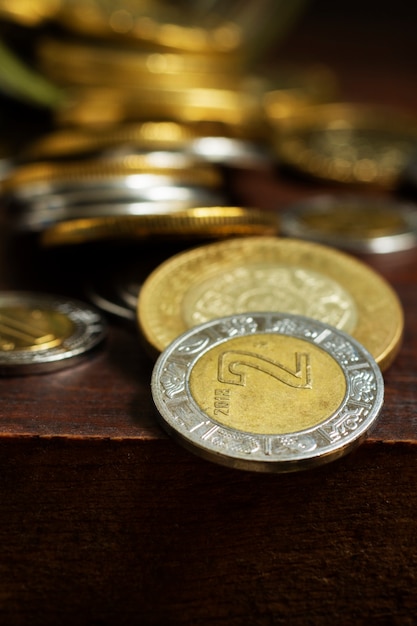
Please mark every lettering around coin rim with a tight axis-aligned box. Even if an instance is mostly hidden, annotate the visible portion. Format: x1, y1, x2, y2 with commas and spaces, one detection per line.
151, 312, 384, 473
0, 291, 107, 374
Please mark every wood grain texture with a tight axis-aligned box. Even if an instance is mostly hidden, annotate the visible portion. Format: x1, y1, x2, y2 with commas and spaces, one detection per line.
1, 439, 417, 626
1, 1, 417, 623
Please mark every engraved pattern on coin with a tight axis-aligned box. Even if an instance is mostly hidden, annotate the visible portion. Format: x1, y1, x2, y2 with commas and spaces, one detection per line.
151, 312, 384, 472
183, 264, 357, 333
217, 349, 312, 388
139, 236, 403, 369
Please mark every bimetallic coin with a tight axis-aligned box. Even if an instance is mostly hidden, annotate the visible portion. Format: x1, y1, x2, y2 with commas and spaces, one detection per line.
39, 208, 279, 247
274, 103, 417, 189
2, 157, 221, 193
151, 312, 384, 472
21, 122, 271, 169
280, 194, 417, 253
13, 193, 227, 232
0, 292, 107, 374
137, 236, 403, 370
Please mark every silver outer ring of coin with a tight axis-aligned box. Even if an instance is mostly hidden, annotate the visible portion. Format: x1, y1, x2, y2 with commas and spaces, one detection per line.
0, 292, 108, 374
280, 194, 417, 253
12, 184, 225, 213
151, 312, 384, 473
13, 194, 227, 232
6, 170, 222, 201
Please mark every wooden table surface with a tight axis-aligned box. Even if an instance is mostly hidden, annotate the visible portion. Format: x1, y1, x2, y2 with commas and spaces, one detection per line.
1, 2, 417, 624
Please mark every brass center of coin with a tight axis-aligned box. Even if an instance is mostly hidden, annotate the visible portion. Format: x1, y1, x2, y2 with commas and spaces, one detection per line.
182, 263, 357, 334
0, 307, 75, 351
189, 334, 346, 435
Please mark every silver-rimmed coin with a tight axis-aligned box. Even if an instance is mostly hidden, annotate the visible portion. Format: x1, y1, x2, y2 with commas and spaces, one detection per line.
280, 194, 417, 253
0, 292, 107, 374
151, 312, 384, 473
14, 184, 225, 213
13, 193, 227, 232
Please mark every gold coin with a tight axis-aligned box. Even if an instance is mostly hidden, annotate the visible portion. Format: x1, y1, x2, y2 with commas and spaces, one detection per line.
53, 3, 243, 54
22, 121, 204, 160
3, 158, 221, 193
39, 208, 278, 247
0, 0, 59, 26
137, 236, 403, 370
22, 120, 258, 161
37, 38, 243, 87
274, 103, 417, 188
53, 85, 266, 136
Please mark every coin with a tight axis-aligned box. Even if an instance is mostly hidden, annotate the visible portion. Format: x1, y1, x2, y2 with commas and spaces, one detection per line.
53, 84, 267, 136
39, 208, 279, 247
37, 38, 243, 86
51, 6, 243, 54
0, 0, 59, 26
21, 120, 264, 160
151, 312, 384, 472
3, 157, 221, 193
13, 191, 227, 232
279, 194, 417, 253
21, 122, 270, 168
274, 103, 417, 189
137, 236, 403, 370
0, 292, 107, 374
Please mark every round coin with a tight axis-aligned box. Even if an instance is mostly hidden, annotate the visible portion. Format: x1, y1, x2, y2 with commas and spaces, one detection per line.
274, 103, 417, 189
0, 292, 107, 374
279, 194, 417, 253
137, 236, 403, 370
151, 312, 384, 472
39, 208, 278, 247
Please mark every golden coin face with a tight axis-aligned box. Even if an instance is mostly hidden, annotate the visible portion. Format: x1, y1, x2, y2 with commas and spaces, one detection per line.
181, 263, 358, 333
274, 103, 417, 188
0, 306, 74, 351
189, 333, 346, 435
151, 312, 385, 472
138, 236, 403, 370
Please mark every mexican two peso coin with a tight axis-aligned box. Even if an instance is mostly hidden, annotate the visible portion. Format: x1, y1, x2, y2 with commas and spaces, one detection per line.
151, 312, 384, 473
0, 291, 107, 374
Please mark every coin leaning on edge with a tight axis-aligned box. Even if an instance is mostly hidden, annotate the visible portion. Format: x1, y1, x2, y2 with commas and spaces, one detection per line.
151, 312, 385, 472
137, 236, 403, 371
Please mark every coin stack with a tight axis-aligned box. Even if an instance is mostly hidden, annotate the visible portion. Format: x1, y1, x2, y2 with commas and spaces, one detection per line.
1, 0, 309, 247
0, 1, 413, 473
